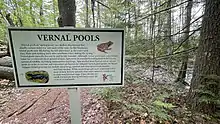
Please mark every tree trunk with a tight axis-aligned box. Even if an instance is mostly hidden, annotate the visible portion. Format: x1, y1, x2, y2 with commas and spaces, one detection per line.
30, 1, 36, 26
39, 0, 44, 25
164, 0, 172, 72
150, 0, 156, 81
176, 0, 193, 85
85, 0, 90, 27
127, 1, 131, 41
134, 4, 138, 42
5, 13, 15, 56
97, 0, 101, 28
58, 0, 76, 27
91, 0, 95, 28
188, 0, 220, 114
97, 1, 100, 28
52, 0, 57, 26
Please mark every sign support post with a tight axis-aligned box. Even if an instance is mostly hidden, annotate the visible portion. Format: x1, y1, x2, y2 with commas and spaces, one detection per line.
68, 88, 82, 124
64, 25, 82, 124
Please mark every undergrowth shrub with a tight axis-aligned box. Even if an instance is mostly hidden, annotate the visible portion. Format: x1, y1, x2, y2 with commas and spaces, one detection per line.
194, 75, 220, 115
91, 87, 122, 102
91, 83, 178, 122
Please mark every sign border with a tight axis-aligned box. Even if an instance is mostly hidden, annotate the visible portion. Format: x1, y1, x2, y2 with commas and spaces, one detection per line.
8, 27, 125, 88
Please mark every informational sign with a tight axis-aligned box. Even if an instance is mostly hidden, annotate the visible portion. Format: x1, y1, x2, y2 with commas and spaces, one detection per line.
8, 27, 124, 88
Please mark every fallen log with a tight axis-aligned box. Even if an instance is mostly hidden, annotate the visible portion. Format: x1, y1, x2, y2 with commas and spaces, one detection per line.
0, 66, 14, 80
0, 52, 9, 58
0, 56, 12, 67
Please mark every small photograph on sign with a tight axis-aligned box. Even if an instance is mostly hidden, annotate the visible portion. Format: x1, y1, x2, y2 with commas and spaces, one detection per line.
97, 41, 114, 53
25, 70, 49, 84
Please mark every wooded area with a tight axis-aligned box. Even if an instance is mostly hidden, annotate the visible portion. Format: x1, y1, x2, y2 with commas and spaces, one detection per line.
0, 0, 220, 123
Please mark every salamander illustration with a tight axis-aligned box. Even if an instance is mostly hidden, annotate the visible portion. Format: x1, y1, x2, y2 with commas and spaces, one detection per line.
25, 71, 49, 83
97, 41, 113, 53
27, 73, 47, 80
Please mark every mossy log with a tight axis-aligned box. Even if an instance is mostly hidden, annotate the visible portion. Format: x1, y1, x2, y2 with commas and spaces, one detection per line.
0, 66, 14, 80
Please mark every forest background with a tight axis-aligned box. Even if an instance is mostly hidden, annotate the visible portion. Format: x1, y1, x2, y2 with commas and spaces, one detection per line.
0, 0, 220, 124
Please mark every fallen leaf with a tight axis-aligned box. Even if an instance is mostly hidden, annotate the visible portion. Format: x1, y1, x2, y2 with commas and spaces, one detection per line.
140, 119, 146, 124
164, 120, 170, 124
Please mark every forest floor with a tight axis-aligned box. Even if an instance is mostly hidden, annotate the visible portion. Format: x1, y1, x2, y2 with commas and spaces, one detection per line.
0, 62, 220, 124
0, 84, 108, 124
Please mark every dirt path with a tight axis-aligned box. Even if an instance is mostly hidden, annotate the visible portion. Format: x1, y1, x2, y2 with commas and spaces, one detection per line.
0, 87, 107, 124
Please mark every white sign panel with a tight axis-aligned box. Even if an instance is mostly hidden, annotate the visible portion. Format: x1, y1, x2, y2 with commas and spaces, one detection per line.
8, 27, 125, 88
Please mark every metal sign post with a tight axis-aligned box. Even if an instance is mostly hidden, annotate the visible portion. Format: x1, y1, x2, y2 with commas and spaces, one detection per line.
64, 26, 82, 124
68, 88, 82, 124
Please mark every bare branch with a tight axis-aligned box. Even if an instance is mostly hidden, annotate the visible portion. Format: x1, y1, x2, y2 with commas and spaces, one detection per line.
173, 27, 201, 52
96, 0, 111, 10
126, 47, 198, 60
169, 15, 203, 37
156, 47, 198, 60
137, 0, 189, 21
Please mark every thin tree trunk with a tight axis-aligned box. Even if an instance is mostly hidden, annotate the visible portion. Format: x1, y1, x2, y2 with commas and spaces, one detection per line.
157, 10, 161, 38
5, 13, 15, 56
134, 5, 138, 42
150, 0, 156, 81
85, 0, 89, 27
165, 0, 172, 72
30, 1, 36, 26
127, 1, 131, 41
39, 0, 44, 25
91, 0, 95, 28
97, 1, 100, 28
176, 0, 193, 85
52, 0, 57, 26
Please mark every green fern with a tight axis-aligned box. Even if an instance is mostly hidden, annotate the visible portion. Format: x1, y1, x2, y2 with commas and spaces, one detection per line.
194, 89, 216, 97
90, 87, 122, 102
195, 75, 220, 108
153, 100, 176, 109
148, 105, 172, 120
126, 103, 145, 112
199, 95, 220, 104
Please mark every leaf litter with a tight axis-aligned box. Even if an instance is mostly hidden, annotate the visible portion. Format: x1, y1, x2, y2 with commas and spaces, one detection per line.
0, 62, 220, 124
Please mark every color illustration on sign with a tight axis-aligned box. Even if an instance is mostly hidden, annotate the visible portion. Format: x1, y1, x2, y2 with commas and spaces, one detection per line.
97, 41, 113, 53
25, 70, 49, 83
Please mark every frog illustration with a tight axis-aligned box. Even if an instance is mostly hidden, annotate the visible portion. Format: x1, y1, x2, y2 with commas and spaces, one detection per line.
97, 41, 113, 53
